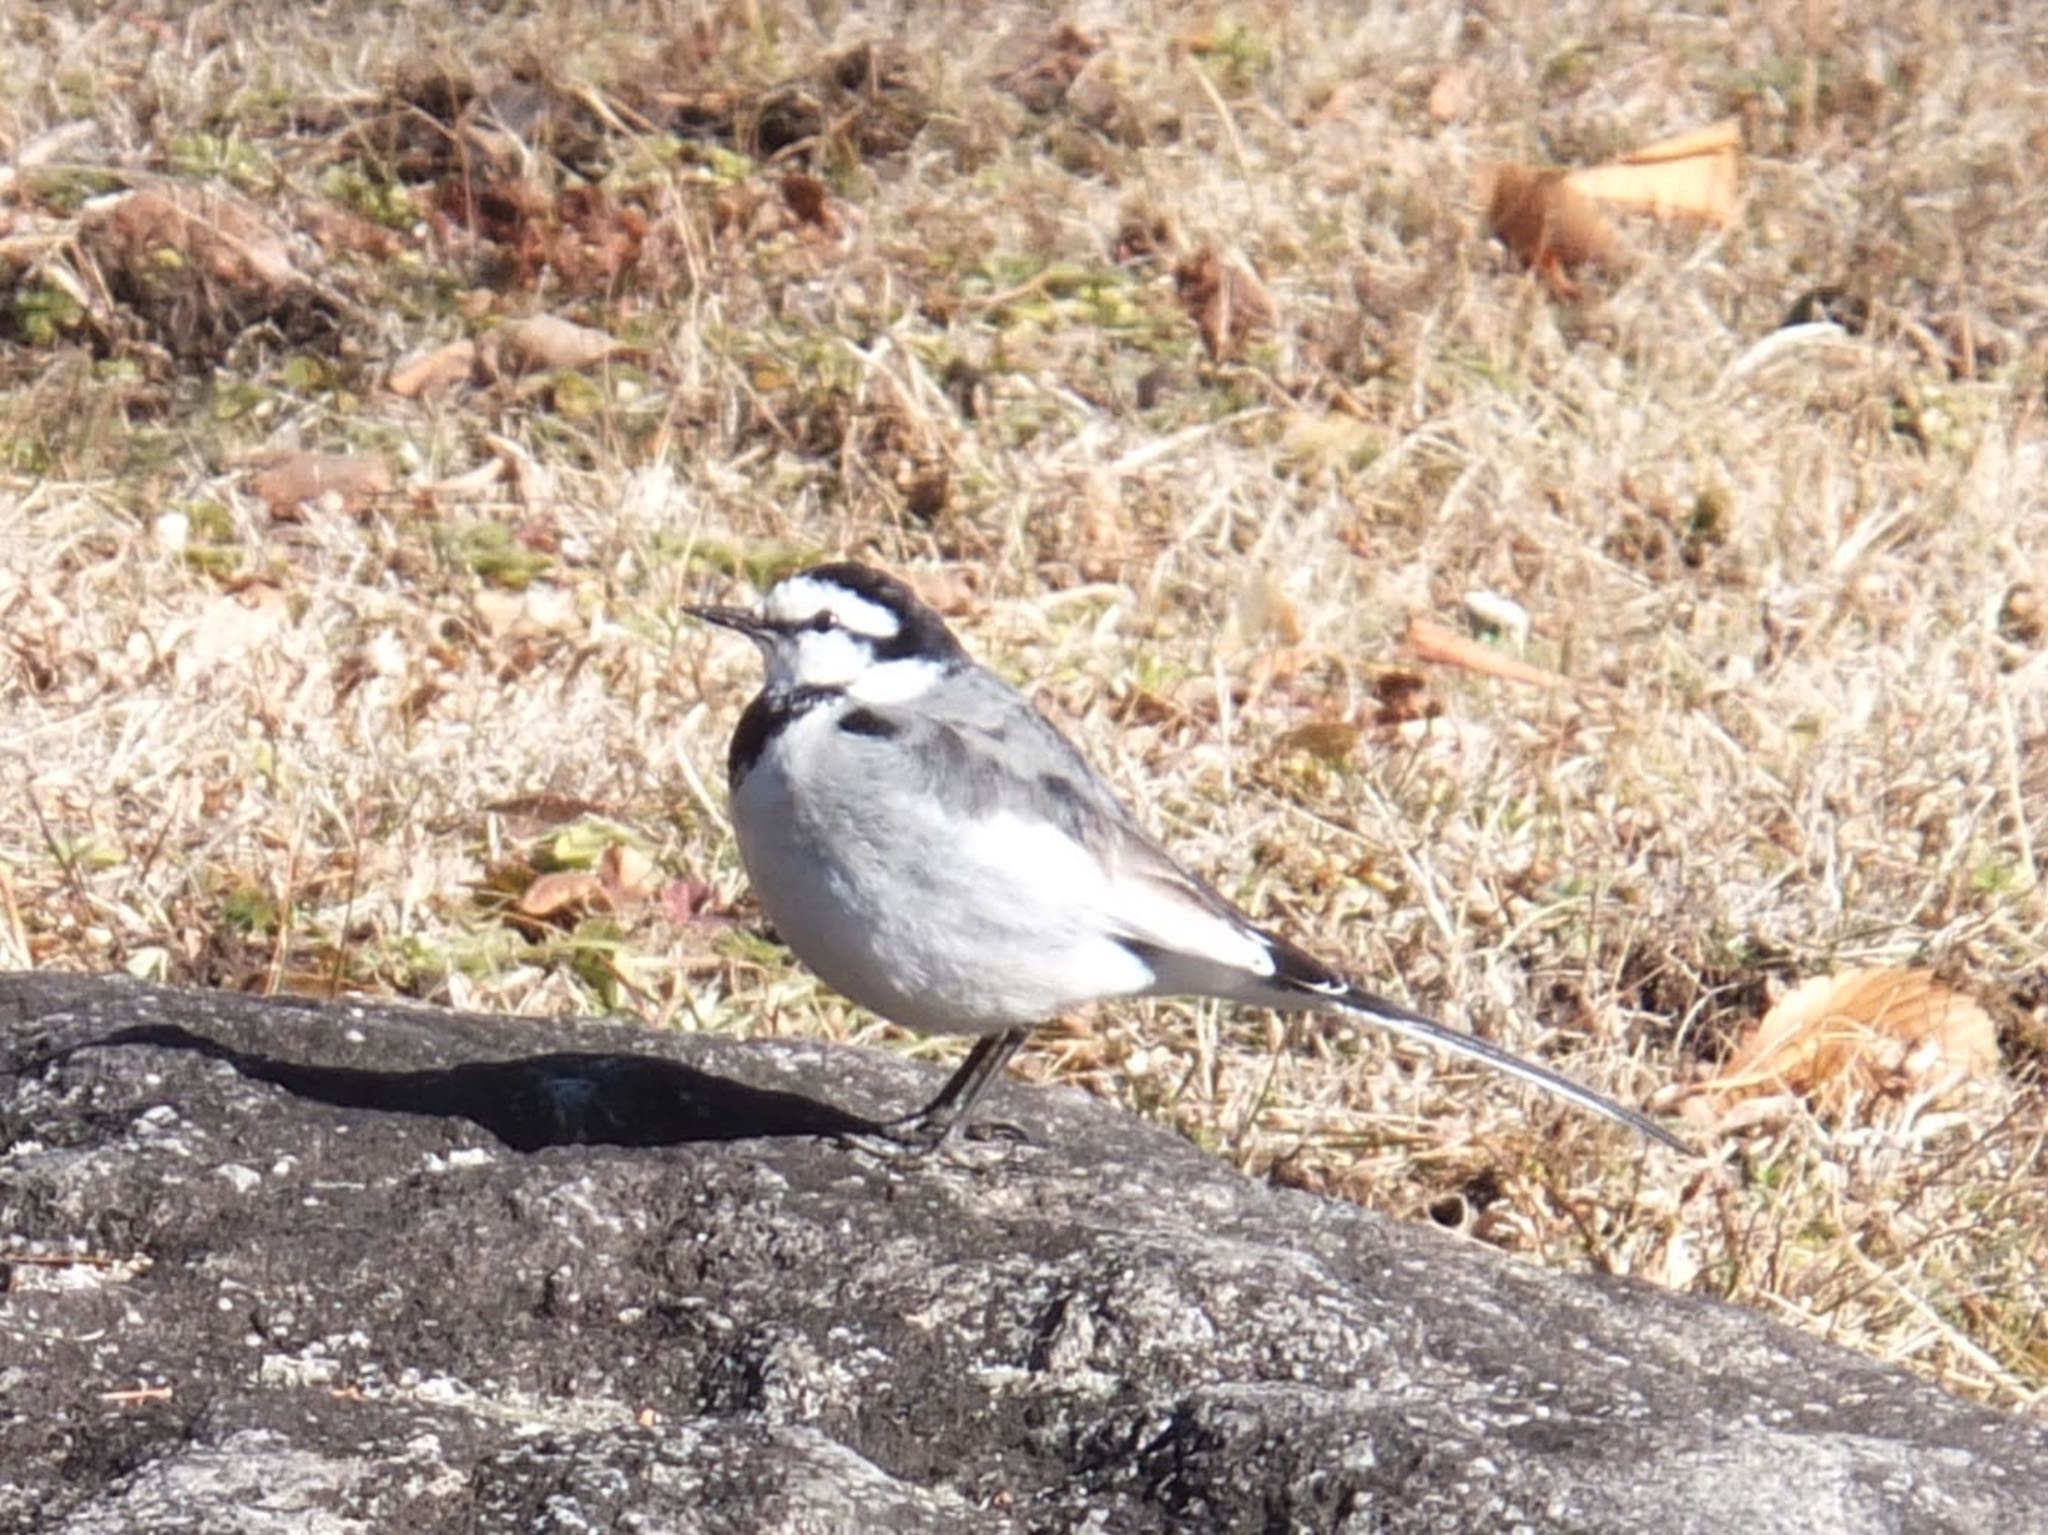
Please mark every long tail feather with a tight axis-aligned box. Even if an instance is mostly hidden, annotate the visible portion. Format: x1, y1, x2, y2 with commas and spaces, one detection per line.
1263, 937, 1689, 1153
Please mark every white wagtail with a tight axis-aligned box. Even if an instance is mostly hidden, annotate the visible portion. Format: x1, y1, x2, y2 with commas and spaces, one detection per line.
691, 562, 1686, 1153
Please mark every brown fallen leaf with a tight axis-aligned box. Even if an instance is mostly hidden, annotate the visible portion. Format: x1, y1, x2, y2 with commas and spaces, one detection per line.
1174, 247, 1272, 360
1404, 615, 1565, 689
389, 339, 478, 397
1480, 165, 1618, 290
1692, 968, 1999, 1121
515, 870, 609, 921
1234, 569, 1303, 647
780, 172, 840, 234
1372, 670, 1435, 726
299, 201, 406, 261
80, 184, 336, 359
660, 879, 721, 927
1566, 118, 1741, 226
491, 314, 625, 374
246, 451, 392, 517
1482, 120, 1741, 291
598, 843, 656, 902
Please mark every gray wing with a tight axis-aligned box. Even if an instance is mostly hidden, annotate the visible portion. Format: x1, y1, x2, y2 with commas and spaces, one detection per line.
841, 674, 1272, 964
863, 670, 1161, 856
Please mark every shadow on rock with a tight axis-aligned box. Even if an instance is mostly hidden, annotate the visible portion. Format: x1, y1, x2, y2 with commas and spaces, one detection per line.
30, 1023, 870, 1151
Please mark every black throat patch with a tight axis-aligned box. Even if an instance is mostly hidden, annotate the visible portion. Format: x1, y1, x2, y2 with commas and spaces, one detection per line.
727, 685, 841, 785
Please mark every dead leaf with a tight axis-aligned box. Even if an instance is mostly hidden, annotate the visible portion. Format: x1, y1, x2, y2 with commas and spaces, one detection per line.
1174, 247, 1272, 360
780, 172, 839, 234
389, 339, 478, 397
299, 202, 405, 260
89, 186, 307, 294
1482, 120, 1741, 291
598, 843, 656, 902
483, 434, 555, 506
1695, 968, 1999, 1119
474, 583, 577, 641
515, 870, 609, 921
660, 879, 722, 927
246, 452, 392, 517
1372, 670, 1436, 726
492, 314, 625, 373
418, 458, 506, 500
1480, 165, 1618, 289
1404, 615, 1565, 689
80, 184, 335, 359
1566, 119, 1741, 225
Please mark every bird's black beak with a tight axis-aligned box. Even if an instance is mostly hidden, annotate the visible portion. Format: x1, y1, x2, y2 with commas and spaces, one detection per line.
687, 604, 773, 642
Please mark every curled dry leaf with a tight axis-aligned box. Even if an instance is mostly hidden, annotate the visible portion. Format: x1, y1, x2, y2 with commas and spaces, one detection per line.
660, 879, 723, 928
1481, 165, 1618, 288
483, 433, 555, 506
515, 870, 609, 921
1404, 615, 1564, 689
247, 452, 393, 517
598, 843, 656, 902
1483, 120, 1740, 291
1372, 670, 1434, 727
492, 314, 625, 374
1693, 968, 1999, 1122
1567, 119, 1741, 226
1174, 247, 1272, 360
389, 339, 478, 397
779, 172, 839, 234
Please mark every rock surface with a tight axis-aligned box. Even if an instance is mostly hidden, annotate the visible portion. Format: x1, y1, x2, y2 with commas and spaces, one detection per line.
1, 973, 2042, 1534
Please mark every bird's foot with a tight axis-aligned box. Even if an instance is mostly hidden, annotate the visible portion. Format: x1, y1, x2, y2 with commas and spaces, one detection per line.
836, 1111, 1036, 1163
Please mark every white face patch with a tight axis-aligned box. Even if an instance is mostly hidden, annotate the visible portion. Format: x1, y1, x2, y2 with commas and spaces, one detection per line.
846, 655, 944, 703
764, 576, 901, 642
767, 628, 871, 690
757, 571, 937, 695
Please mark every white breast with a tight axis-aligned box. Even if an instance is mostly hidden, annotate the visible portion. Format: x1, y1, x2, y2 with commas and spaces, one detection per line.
731, 706, 1155, 1034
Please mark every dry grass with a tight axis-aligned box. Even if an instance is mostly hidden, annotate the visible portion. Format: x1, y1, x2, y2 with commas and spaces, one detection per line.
3, 0, 2044, 1410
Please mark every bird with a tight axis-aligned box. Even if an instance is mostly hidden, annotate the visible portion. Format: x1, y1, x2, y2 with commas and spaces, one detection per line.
690, 561, 1687, 1155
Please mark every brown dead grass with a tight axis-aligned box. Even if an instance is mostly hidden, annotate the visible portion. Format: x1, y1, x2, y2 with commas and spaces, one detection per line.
3, 0, 2044, 1411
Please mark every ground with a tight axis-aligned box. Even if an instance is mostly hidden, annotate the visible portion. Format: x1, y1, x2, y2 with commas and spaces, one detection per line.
1, 0, 2042, 1409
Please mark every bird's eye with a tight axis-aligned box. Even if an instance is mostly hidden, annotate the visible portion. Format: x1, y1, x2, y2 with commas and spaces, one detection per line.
805, 611, 840, 633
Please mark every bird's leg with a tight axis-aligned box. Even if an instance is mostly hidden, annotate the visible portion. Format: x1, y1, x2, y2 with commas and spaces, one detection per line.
861, 1025, 1034, 1152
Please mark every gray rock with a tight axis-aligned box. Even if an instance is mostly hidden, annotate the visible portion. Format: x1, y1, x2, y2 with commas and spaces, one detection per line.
0, 974, 2040, 1534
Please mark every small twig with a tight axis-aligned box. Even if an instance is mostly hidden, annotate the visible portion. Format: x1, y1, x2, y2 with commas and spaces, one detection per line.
98, 1384, 174, 1406
1, 1250, 127, 1268
1183, 52, 1254, 189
